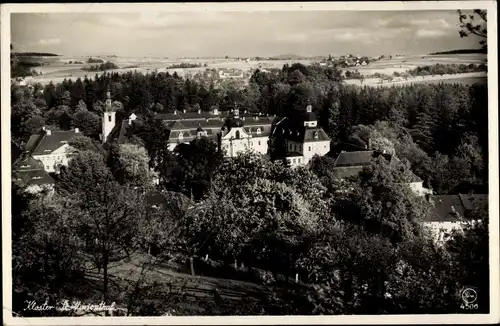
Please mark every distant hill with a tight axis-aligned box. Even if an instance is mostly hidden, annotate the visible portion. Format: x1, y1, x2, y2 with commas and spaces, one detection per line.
429, 49, 487, 55
269, 54, 305, 60
13, 52, 60, 57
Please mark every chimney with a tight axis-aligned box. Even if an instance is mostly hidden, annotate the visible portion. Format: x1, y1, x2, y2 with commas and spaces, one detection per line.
198, 109, 201, 114
174, 110, 177, 115
306, 105, 312, 113
183, 109, 186, 114
74, 128, 79, 133
46, 129, 52, 136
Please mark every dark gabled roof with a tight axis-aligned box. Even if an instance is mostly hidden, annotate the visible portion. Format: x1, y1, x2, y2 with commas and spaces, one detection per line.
242, 116, 276, 126
303, 111, 317, 122
243, 124, 273, 138
12, 140, 22, 164
17, 169, 54, 186
24, 133, 44, 153
284, 126, 330, 143
164, 118, 225, 130
425, 194, 488, 222
332, 166, 364, 179
333, 150, 374, 167
286, 152, 303, 157
15, 157, 44, 171
460, 194, 488, 211
30, 130, 80, 155
155, 111, 231, 121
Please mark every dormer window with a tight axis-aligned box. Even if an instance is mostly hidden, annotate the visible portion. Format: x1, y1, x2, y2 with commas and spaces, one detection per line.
178, 132, 184, 140
256, 128, 262, 135
313, 131, 319, 139
32, 176, 42, 180
60, 140, 68, 144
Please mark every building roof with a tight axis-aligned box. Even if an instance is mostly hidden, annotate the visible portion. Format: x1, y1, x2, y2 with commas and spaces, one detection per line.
11, 140, 22, 164
286, 152, 303, 158
283, 126, 330, 143
16, 168, 54, 187
28, 130, 80, 156
332, 150, 424, 183
15, 157, 44, 171
333, 150, 374, 167
303, 111, 317, 122
155, 110, 230, 121
425, 194, 488, 222
333, 166, 364, 179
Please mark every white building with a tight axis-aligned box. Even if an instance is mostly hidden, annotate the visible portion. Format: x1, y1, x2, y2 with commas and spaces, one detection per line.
102, 90, 116, 144
424, 194, 488, 244
331, 150, 432, 197
25, 128, 81, 173
272, 105, 331, 167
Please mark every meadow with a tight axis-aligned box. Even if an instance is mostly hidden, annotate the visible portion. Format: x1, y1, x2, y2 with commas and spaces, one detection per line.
21, 53, 487, 86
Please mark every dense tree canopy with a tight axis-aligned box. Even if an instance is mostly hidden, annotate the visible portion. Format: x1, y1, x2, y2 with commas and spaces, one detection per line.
11, 59, 489, 316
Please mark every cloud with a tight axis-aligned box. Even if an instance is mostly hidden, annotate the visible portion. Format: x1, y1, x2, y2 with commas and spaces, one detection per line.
39, 38, 62, 46
416, 29, 447, 38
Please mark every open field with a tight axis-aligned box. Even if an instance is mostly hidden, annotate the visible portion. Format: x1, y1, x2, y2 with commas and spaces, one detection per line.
343, 53, 487, 76
344, 71, 487, 87
19, 53, 487, 87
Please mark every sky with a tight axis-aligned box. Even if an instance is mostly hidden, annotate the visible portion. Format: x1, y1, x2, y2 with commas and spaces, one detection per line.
11, 10, 483, 58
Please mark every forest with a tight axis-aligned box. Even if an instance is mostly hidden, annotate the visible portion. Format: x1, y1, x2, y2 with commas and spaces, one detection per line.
11, 62, 489, 316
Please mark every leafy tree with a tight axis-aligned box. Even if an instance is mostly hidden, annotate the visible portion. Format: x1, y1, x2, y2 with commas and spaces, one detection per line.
109, 143, 154, 189
12, 186, 86, 316
58, 151, 147, 302
73, 109, 101, 138
457, 10, 487, 50
446, 201, 489, 313
161, 137, 223, 201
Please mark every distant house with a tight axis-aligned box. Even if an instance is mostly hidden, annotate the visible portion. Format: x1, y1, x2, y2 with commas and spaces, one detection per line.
25, 128, 81, 173
361, 61, 367, 66
13, 157, 54, 194
332, 150, 432, 196
424, 194, 488, 243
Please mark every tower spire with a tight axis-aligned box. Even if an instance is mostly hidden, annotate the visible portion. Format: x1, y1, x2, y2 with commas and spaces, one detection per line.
105, 87, 112, 110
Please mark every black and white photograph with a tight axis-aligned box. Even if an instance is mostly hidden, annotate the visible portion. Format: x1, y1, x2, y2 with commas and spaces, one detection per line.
1, 2, 498, 324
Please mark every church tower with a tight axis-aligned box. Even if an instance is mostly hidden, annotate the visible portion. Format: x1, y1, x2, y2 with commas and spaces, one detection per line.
102, 89, 116, 144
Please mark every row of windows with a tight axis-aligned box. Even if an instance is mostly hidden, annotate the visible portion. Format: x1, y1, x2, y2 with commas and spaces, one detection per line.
288, 157, 302, 164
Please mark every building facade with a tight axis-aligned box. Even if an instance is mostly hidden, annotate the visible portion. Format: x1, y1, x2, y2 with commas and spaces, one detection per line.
25, 127, 81, 173
423, 194, 488, 244
155, 107, 276, 158
271, 105, 331, 167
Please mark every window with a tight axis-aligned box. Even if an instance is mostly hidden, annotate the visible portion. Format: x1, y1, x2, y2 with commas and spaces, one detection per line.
298, 158, 302, 163
256, 128, 261, 135
235, 130, 241, 139
46, 165, 50, 170
308, 146, 311, 152
292, 159, 296, 163
258, 141, 261, 146
313, 131, 319, 139
108, 115, 112, 122
178, 132, 184, 140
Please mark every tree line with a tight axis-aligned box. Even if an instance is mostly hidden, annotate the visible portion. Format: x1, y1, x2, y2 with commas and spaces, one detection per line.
11, 62, 488, 196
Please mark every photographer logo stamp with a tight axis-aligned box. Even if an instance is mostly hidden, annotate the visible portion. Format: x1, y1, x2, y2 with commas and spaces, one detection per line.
461, 288, 477, 304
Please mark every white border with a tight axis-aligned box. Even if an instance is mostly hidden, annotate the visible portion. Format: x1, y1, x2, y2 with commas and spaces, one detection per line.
1, 1, 498, 325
